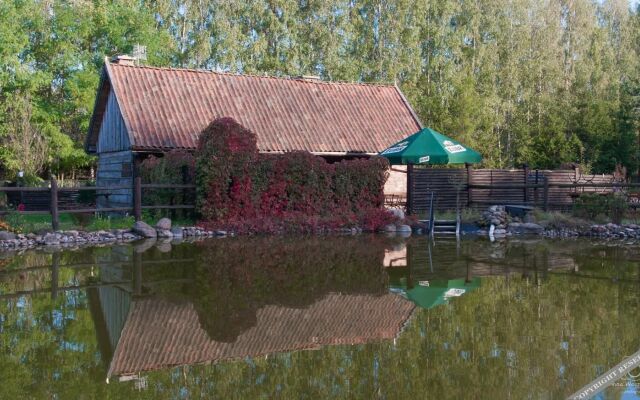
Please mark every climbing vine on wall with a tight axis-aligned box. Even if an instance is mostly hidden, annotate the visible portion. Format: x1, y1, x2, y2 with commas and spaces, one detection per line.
195, 118, 393, 233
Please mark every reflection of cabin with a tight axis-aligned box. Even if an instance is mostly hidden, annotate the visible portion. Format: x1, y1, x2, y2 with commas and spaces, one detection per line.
96, 294, 414, 380
85, 56, 422, 209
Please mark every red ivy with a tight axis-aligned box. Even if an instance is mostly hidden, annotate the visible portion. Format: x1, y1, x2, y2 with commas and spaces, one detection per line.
196, 117, 394, 233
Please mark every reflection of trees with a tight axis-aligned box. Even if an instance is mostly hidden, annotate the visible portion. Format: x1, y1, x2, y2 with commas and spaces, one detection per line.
138, 270, 639, 399
0, 275, 134, 398
0, 238, 638, 399
185, 236, 392, 342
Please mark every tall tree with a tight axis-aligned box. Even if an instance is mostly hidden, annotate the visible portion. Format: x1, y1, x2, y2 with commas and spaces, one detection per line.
1, 0, 640, 177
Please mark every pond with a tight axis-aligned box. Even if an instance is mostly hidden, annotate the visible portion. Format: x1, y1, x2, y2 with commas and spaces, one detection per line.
0, 236, 639, 399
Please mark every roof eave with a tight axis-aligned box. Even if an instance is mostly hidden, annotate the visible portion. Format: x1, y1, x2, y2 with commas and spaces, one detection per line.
86, 58, 137, 154
130, 147, 379, 156
393, 84, 423, 130
84, 58, 110, 153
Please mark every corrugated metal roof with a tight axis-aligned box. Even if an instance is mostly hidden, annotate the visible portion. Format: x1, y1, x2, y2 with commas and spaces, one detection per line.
87, 62, 422, 154
107, 293, 415, 378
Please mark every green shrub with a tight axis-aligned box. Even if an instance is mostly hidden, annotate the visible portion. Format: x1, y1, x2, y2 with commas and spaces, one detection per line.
85, 215, 136, 231
77, 180, 96, 205
572, 193, 627, 224
139, 150, 195, 219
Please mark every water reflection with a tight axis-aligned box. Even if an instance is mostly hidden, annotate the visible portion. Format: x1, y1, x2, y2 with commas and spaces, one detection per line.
102, 236, 415, 379
0, 236, 639, 399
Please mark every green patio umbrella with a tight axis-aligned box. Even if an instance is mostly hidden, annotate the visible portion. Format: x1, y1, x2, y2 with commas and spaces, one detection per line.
379, 127, 482, 165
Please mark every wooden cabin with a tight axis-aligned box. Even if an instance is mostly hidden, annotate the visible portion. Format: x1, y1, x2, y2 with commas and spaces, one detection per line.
85, 56, 422, 209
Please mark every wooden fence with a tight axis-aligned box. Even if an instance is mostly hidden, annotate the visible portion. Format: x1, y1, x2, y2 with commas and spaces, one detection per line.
407, 165, 624, 213
0, 177, 196, 230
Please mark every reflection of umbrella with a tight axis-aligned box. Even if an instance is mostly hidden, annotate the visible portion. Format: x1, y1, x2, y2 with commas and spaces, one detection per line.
392, 278, 481, 310
379, 128, 482, 165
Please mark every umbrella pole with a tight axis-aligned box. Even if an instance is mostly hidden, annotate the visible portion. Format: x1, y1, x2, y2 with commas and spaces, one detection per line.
406, 163, 414, 215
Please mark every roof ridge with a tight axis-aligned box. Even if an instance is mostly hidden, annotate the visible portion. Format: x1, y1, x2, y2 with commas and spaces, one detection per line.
108, 62, 396, 88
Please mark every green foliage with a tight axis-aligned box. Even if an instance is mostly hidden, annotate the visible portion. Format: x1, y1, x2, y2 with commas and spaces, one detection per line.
531, 209, 589, 229
0, 212, 139, 233
84, 214, 136, 231
0, 0, 173, 179
1, 239, 638, 398
2, 0, 640, 179
139, 150, 195, 219
572, 193, 628, 224
2, 213, 76, 233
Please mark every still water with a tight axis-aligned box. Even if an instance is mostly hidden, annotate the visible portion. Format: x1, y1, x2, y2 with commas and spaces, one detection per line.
0, 236, 639, 399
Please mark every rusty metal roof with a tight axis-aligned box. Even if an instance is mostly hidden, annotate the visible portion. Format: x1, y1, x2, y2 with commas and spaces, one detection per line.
107, 293, 415, 378
87, 61, 422, 154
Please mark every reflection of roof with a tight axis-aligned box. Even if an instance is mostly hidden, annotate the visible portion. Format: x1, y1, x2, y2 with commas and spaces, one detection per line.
108, 293, 415, 378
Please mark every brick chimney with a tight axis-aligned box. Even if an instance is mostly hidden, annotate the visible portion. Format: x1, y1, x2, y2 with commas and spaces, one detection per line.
111, 55, 136, 66
295, 75, 322, 82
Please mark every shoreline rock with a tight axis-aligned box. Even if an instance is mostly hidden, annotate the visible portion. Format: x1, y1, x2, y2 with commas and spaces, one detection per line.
4, 212, 639, 252
0, 220, 222, 252
471, 205, 640, 240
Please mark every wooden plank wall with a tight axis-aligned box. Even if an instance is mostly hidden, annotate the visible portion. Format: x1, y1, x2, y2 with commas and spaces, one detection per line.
97, 90, 131, 153
96, 151, 134, 209
410, 167, 616, 212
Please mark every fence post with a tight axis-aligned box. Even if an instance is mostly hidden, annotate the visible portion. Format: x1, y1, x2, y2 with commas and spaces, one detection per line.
523, 163, 529, 204
50, 177, 59, 231
406, 163, 414, 215
534, 170, 539, 206
134, 176, 142, 222
543, 177, 549, 211
465, 163, 473, 207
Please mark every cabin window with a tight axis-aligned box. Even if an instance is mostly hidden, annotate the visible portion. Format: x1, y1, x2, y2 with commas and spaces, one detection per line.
122, 162, 132, 178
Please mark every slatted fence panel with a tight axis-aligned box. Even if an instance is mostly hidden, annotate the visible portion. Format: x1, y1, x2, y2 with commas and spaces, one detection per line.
6, 190, 85, 211
410, 167, 617, 211
410, 168, 467, 212
469, 169, 528, 207
543, 170, 577, 210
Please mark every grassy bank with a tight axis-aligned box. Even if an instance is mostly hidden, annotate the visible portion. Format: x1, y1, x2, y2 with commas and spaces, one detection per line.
1, 212, 195, 234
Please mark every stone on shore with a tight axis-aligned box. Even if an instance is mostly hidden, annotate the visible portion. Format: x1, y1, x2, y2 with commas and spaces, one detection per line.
508, 222, 544, 235
0, 231, 16, 241
43, 233, 60, 245
383, 224, 397, 233
132, 221, 157, 238
156, 218, 172, 230
170, 227, 183, 238
396, 224, 412, 233
388, 208, 405, 220
157, 229, 173, 239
